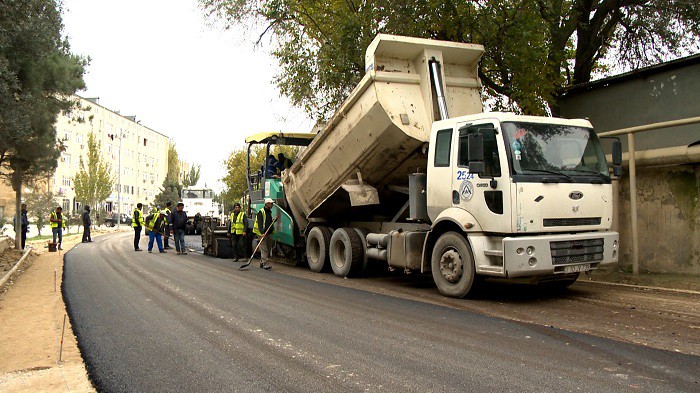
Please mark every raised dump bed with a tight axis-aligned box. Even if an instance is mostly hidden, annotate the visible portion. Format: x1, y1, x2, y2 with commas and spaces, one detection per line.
283, 35, 484, 230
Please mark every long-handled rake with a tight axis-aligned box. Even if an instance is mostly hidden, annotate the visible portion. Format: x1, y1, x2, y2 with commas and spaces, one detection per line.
239, 217, 278, 270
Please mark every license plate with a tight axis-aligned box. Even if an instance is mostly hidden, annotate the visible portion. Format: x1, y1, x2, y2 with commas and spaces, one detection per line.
564, 264, 591, 273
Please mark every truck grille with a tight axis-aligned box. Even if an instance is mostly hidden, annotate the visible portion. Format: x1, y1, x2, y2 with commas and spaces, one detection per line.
550, 238, 604, 265
543, 217, 601, 227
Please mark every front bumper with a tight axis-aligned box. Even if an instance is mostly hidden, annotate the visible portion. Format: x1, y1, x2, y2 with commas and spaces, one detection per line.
503, 232, 618, 278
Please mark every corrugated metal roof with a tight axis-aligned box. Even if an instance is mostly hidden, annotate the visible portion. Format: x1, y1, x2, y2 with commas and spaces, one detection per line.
561, 53, 700, 96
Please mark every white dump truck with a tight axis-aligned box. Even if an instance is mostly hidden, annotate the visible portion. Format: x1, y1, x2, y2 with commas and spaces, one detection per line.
257, 35, 621, 297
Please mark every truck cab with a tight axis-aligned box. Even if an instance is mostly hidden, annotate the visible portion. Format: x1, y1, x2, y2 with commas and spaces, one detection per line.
427, 113, 619, 291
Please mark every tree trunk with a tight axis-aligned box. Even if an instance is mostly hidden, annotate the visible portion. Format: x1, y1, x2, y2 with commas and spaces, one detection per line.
11, 170, 22, 250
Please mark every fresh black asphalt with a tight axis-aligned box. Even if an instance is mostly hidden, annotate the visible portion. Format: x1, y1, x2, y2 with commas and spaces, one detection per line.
63, 232, 699, 392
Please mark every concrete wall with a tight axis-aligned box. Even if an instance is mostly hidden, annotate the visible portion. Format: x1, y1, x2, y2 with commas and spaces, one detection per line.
560, 55, 700, 274
615, 165, 699, 274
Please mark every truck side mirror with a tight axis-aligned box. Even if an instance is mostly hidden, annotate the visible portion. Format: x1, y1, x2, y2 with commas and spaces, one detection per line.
468, 133, 485, 174
612, 139, 622, 177
612, 139, 622, 166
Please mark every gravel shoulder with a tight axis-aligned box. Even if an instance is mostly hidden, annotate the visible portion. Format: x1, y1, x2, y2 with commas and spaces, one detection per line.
0, 236, 96, 392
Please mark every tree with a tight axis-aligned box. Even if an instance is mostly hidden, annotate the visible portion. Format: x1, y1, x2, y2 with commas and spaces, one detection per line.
73, 132, 114, 217
24, 187, 57, 237
154, 144, 182, 208
200, 0, 700, 116
182, 164, 201, 188
0, 0, 86, 248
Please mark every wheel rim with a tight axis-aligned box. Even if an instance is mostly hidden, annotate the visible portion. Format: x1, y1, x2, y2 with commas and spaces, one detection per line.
439, 248, 463, 283
308, 237, 320, 264
332, 241, 346, 269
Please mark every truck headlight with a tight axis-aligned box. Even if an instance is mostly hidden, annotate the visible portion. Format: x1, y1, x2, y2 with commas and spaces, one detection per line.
528, 257, 537, 266
516, 247, 525, 255
526, 246, 535, 256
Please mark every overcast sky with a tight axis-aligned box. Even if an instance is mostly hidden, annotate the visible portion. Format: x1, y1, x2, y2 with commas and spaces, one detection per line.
61, 0, 314, 192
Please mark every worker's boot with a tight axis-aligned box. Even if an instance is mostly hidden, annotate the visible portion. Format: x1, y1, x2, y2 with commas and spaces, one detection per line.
260, 262, 271, 270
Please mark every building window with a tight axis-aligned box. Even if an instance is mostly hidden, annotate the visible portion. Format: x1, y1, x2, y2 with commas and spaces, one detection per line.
62, 199, 70, 213
62, 177, 71, 186
143, 138, 148, 146
76, 134, 83, 144
63, 131, 72, 142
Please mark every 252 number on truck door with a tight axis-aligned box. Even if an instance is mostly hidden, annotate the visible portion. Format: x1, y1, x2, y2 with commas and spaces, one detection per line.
456, 170, 474, 181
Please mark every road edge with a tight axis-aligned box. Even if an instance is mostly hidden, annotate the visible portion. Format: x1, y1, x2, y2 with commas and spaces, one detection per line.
0, 246, 33, 289
61, 238, 111, 393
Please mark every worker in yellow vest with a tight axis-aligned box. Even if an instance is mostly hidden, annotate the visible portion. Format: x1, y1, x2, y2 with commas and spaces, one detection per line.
146, 208, 167, 253
253, 198, 276, 270
228, 203, 248, 262
132, 203, 146, 251
49, 206, 67, 250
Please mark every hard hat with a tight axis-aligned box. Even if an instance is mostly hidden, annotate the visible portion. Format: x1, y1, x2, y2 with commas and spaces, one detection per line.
264, 198, 274, 204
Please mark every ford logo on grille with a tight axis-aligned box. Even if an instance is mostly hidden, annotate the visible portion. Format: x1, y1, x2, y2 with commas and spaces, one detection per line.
569, 191, 584, 200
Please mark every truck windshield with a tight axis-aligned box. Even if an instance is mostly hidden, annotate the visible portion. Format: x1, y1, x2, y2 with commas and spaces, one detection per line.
183, 190, 212, 199
502, 122, 609, 179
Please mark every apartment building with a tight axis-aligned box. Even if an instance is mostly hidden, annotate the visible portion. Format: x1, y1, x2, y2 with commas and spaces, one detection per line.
52, 95, 173, 218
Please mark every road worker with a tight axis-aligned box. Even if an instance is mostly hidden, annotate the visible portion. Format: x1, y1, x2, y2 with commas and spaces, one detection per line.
49, 206, 66, 250
254, 198, 276, 270
228, 203, 248, 262
146, 209, 167, 253
132, 203, 145, 251
163, 201, 173, 250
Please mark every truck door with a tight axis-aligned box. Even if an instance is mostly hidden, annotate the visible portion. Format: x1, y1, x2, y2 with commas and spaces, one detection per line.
451, 122, 511, 232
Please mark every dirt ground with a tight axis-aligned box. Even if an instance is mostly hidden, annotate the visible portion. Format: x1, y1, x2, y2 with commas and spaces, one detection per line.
0, 236, 94, 392
587, 267, 700, 292
0, 249, 30, 276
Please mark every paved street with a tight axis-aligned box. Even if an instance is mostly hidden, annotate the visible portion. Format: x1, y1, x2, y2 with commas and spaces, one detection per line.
63, 232, 699, 392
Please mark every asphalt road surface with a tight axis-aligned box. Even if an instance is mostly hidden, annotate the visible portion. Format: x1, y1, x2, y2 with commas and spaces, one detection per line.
63, 232, 699, 392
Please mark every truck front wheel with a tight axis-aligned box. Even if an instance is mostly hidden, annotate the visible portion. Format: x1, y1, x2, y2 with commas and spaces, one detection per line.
431, 231, 477, 298
306, 226, 332, 272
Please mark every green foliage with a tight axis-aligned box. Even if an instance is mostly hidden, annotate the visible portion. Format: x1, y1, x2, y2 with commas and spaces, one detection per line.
220, 144, 299, 205
0, 0, 86, 247
24, 188, 57, 237
154, 144, 182, 208
200, 0, 700, 116
73, 132, 114, 213
183, 164, 201, 188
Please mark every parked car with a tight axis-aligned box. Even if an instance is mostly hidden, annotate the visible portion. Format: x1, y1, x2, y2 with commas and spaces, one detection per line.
104, 213, 131, 227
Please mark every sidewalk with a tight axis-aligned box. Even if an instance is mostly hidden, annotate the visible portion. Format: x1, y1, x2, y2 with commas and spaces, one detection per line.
0, 236, 94, 392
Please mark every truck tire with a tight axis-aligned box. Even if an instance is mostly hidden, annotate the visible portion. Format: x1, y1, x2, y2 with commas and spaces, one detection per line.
306, 226, 332, 273
352, 228, 370, 273
329, 228, 364, 277
431, 231, 477, 298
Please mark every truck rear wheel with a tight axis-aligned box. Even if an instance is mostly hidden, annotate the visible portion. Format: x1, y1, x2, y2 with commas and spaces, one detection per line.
329, 228, 364, 277
306, 226, 332, 272
352, 228, 370, 273
431, 231, 477, 298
